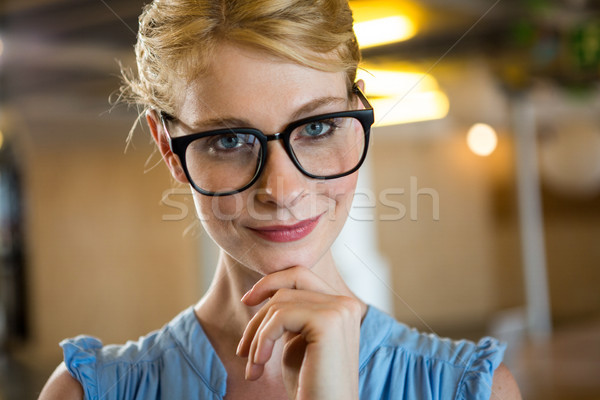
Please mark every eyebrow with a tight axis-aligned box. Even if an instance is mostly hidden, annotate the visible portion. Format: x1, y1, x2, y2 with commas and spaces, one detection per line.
289, 96, 348, 121
180, 96, 348, 132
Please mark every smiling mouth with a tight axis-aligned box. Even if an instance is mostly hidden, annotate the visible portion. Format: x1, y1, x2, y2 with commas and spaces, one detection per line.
247, 214, 323, 243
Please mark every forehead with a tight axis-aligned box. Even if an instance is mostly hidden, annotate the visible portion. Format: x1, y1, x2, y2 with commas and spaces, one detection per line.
173, 43, 348, 129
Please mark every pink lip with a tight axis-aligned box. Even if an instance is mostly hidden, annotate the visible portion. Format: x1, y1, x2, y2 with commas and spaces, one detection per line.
248, 214, 323, 243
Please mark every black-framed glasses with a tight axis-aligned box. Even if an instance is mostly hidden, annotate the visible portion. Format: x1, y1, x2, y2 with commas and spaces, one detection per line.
161, 85, 374, 196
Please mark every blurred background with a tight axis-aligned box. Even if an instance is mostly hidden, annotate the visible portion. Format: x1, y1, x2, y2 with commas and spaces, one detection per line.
0, 0, 599, 399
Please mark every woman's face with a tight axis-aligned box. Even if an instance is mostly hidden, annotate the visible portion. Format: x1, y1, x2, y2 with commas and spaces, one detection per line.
165, 44, 360, 275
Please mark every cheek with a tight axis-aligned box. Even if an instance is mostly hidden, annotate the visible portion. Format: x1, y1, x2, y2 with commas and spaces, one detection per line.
322, 173, 358, 218
193, 192, 253, 257
192, 192, 249, 244
193, 192, 246, 222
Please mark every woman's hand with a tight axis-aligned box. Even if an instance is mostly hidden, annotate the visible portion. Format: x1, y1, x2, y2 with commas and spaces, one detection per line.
236, 266, 363, 400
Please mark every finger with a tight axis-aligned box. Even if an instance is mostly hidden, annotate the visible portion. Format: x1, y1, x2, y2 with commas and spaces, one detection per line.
281, 333, 306, 370
243, 308, 273, 380
238, 291, 292, 357
281, 334, 306, 397
242, 266, 338, 305
246, 303, 300, 381
237, 302, 271, 357
245, 359, 264, 381
247, 303, 279, 365
252, 304, 314, 366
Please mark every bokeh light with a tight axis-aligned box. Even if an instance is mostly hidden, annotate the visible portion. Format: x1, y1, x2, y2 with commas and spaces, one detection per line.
467, 123, 498, 157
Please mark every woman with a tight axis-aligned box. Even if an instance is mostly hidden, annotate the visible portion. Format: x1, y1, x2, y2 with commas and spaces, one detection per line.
40, 0, 521, 399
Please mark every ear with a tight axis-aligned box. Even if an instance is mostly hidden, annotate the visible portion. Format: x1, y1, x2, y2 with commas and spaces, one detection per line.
146, 110, 188, 184
355, 79, 365, 92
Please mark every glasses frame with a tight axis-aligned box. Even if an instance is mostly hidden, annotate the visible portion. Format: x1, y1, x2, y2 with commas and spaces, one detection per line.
161, 84, 374, 196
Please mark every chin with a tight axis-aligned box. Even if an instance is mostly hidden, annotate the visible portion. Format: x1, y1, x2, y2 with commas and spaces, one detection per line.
235, 240, 331, 276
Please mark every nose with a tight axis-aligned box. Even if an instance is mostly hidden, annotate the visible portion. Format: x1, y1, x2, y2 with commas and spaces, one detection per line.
253, 140, 307, 207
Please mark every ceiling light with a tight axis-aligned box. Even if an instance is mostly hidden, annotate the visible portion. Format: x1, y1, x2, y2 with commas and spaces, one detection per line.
357, 69, 438, 97
369, 92, 450, 126
354, 16, 417, 48
357, 68, 450, 126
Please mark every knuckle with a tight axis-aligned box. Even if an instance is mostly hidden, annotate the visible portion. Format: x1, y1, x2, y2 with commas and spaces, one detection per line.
271, 307, 285, 321
272, 288, 290, 301
271, 302, 286, 314
267, 301, 290, 320
325, 305, 345, 321
336, 296, 362, 317
264, 303, 278, 318
317, 308, 339, 325
274, 287, 287, 298
291, 266, 307, 286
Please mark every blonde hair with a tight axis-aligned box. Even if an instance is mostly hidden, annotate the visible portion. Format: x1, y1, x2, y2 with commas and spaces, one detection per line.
120, 0, 360, 118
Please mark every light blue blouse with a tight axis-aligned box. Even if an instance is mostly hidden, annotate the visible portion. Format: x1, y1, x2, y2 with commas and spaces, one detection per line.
61, 305, 505, 400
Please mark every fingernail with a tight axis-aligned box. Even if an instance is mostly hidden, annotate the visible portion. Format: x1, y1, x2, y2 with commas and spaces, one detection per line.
236, 338, 245, 356
241, 290, 251, 302
245, 361, 262, 380
245, 361, 252, 380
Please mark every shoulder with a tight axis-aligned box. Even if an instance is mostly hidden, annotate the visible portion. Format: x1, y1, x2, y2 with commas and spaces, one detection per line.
491, 363, 522, 400
38, 362, 83, 400
362, 306, 507, 366
60, 308, 195, 368
57, 323, 178, 388
52, 307, 225, 398
359, 306, 510, 400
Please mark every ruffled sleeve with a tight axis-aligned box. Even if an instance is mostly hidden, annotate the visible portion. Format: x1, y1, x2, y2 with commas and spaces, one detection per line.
57, 308, 227, 400
60, 335, 102, 400
358, 306, 509, 400
456, 336, 506, 400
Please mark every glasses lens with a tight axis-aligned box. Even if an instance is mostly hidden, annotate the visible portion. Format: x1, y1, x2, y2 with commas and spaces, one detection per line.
289, 116, 365, 177
185, 132, 262, 193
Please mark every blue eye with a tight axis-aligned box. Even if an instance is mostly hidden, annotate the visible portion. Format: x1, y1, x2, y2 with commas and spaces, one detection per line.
213, 133, 260, 150
303, 121, 332, 137
217, 134, 242, 149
